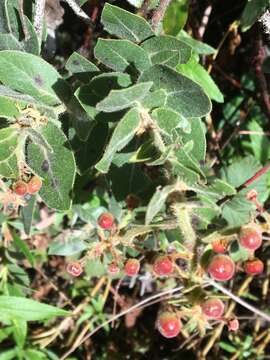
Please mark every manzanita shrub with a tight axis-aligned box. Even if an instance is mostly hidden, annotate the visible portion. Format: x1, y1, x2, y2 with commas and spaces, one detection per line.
0, 0, 270, 358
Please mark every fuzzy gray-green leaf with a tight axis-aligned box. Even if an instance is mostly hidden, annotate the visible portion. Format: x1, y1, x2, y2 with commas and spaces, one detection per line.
95, 108, 141, 173
94, 38, 151, 73
139, 65, 211, 118
96, 82, 153, 112
27, 123, 76, 211
146, 185, 176, 224
141, 35, 191, 67
0, 51, 70, 106
101, 3, 154, 42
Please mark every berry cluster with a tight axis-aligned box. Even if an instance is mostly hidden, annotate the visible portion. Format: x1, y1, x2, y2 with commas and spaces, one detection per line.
13, 176, 42, 196
65, 212, 265, 340
209, 223, 264, 281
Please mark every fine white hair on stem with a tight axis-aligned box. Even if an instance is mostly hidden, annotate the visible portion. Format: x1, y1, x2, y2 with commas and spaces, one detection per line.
60, 285, 184, 360
206, 278, 270, 323
62, 0, 93, 26
34, 0, 46, 42
259, 10, 270, 35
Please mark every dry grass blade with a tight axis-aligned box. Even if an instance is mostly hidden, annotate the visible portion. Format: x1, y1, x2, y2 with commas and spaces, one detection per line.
60, 285, 184, 360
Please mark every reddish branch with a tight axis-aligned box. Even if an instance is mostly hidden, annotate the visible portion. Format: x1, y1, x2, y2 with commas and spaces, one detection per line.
151, 0, 172, 31
139, 0, 151, 18
254, 29, 270, 120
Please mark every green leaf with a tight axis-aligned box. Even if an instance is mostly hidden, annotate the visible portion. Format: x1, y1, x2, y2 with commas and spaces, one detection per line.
0, 296, 69, 321
141, 35, 191, 67
139, 65, 212, 118
48, 235, 87, 256
27, 123, 76, 210
12, 232, 35, 267
21, 195, 36, 235
179, 118, 206, 162
22, 16, 40, 55
95, 108, 141, 173
0, 349, 17, 360
221, 156, 268, 226
96, 82, 153, 112
221, 156, 265, 188
174, 141, 205, 178
101, 3, 154, 42
65, 52, 99, 75
0, 51, 70, 106
0, 85, 42, 109
0, 96, 20, 117
0, 153, 19, 178
71, 121, 108, 174
177, 30, 216, 55
176, 59, 224, 103
146, 185, 176, 224
94, 38, 151, 73
67, 96, 95, 141
0, 33, 23, 51
141, 89, 167, 109
197, 179, 236, 201
247, 119, 270, 163
241, 0, 268, 32
12, 318, 27, 348
219, 341, 237, 353
172, 160, 200, 184
85, 259, 106, 278
152, 107, 190, 138
75, 72, 132, 119
109, 163, 152, 200
163, 0, 189, 35
24, 350, 47, 360
0, 127, 18, 161
230, 241, 250, 262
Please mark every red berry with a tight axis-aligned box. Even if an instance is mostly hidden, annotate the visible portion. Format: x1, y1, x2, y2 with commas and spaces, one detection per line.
107, 263, 120, 275
228, 318, 239, 332
157, 312, 181, 338
27, 176, 42, 194
124, 259, 140, 276
97, 212, 114, 230
13, 180, 28, 196
201, 298, 225, 319
212, 240, 227, 254
66, 262, 83, 277
239, 224, 262, 251
153, 256, 173, 276
244, 259, 264, 275
208, 255, 235, 281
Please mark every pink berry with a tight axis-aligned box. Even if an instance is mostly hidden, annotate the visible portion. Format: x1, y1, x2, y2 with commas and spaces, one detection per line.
201, 298, 225, 319
153, 256, 173, 276
212, 240, 227, 254
124, 259, 140, 276
228, 318, 239, 332
107, 263, 120, 275
157, 312, 181, 338
239, 224, 262, 251
244, 259, 264, 275
208, 255, 235, 281
66, 262, 83, 277
13, 180, 28, 196
97, 212, 115, 230
27, 176, 42, 194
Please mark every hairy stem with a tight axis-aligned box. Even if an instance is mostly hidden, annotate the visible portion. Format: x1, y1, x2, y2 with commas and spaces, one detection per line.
34, 0, 46, 42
